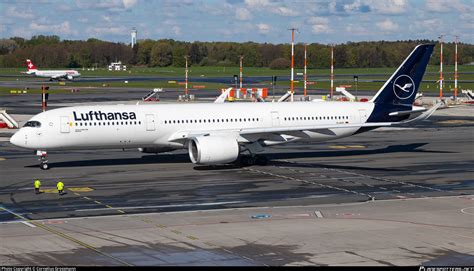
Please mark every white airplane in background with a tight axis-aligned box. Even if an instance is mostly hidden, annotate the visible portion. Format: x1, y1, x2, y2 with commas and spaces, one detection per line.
10, 44, 439, 170
23, 59, 81, 81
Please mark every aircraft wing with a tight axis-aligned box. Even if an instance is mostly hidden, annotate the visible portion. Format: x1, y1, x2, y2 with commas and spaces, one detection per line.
167, 122, 392, 143
167, 102, 442, 143
238, 122, 392, 135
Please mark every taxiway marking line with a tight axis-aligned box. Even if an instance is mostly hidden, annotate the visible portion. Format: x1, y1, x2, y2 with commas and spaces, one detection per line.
461, 207, 474, 215
249, 167, 375, 200
186, 235, 198, 240
21, 221, 36, 228
0, 206, 132, 266
276, 165, 380, 198
74, 201, 245, 212
76, 192, 126, 215
278, 159, 454, 197
2, 194, 471, 226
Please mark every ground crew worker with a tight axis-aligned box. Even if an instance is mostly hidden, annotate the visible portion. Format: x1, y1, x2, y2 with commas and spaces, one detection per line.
57, 181, 64, 195
34, 179, 41, 194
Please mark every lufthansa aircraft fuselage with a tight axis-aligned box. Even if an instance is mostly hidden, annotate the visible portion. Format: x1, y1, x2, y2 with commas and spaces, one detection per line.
10, 101, 373, 150
10, 44, 436, 169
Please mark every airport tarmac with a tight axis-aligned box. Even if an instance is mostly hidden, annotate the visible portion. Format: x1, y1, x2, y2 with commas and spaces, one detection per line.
0, 94, 473, 265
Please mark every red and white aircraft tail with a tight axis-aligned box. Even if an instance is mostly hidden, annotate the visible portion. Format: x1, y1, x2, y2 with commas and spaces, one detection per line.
26, 59, 38, 71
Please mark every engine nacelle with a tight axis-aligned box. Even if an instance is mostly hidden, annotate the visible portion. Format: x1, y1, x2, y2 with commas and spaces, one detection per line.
188, 136, 239, 165
67, 75, 73, 80
138, 147, 175, 153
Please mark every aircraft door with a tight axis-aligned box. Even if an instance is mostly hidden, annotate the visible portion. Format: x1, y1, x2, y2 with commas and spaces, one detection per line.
60, 116, 70, 133
271, 111, 280, 127
358, 109, 368, 123
145, 114, 156, 131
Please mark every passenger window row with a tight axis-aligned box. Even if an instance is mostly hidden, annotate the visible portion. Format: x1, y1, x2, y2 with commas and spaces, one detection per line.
164, 118, 260, 124
283, 116, 349, 121
74, 121, 142, 127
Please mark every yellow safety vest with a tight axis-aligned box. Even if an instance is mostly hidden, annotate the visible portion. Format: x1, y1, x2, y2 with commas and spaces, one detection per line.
34, 180, 41, 189
57, 182, 64, 190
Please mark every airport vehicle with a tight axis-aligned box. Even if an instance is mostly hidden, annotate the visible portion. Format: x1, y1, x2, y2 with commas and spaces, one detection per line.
11, 44, 437, 170
23, 59, 81, 81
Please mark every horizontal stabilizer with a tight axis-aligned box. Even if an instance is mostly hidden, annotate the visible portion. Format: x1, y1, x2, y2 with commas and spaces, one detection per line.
388, 106, 427, 116
398, 102, 443, 125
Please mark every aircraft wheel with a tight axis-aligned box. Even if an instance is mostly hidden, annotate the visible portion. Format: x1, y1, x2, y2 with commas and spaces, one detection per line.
239, 156, 254, 166
255, 155, 268, 166
40, 163, 49, 170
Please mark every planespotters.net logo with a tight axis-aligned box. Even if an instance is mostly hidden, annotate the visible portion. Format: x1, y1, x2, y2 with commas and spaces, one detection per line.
393, 74, 416, 100
419, 267, 474, 271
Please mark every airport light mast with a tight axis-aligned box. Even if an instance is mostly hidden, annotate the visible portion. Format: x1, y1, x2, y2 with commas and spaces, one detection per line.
304, 43, 307, 98
240, 56, 244, 89
454, 36, 459, 100
239, 56, 243, 99
330, 44, 334, 101
439, 35, 444, 99
288, 28, 298, 102
184, 56, 189, 97
41, 85, 47, 112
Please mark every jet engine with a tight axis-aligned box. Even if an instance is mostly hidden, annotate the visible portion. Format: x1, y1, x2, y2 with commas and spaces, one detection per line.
67, 75, 73, 80
188, 136, 239, 165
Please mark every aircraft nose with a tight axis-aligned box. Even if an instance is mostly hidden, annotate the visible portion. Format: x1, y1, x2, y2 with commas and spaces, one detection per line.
10, 132, 23, 147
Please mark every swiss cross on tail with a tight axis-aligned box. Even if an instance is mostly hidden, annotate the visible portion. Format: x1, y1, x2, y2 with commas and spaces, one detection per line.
26, 59, 37, 71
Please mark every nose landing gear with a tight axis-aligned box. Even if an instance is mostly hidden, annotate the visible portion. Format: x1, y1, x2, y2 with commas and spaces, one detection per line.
36, 150, 49, 170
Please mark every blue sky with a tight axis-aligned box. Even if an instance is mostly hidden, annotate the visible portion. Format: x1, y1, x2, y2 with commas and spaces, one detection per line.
0, 0, 472, 44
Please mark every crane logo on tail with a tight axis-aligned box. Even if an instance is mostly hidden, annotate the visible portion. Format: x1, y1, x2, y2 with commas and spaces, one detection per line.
393, 74, 415, 100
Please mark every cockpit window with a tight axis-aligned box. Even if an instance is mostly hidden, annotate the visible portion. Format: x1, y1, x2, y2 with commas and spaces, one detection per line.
24, 121, 41, 128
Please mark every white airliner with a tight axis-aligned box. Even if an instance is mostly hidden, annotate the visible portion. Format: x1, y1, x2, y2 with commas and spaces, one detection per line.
11, 44, 437, 170
23, 59, 81, 81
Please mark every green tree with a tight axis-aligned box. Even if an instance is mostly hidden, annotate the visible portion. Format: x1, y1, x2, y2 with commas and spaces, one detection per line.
269, 58, 290, 69
0, 39, 18, 55
136, 39, 155, 65
172, 46, 186, 67
150, 42, 173, 67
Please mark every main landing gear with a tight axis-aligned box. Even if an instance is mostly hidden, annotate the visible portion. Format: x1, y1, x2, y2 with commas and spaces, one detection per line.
36, 150, 49, 170
239, 155, 268, 166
